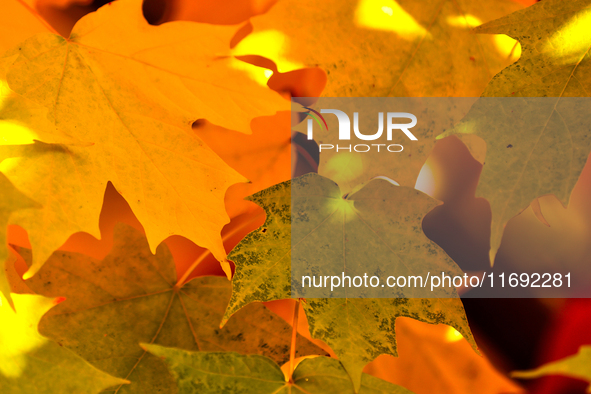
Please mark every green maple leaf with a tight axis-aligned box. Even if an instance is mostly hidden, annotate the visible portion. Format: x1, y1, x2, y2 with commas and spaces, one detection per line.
225, 173, 477, 390
144, 345, 414, 394
512, 345, 591, 392
223, 179, 292, 322
0, 293, 127, 394
439, 0, 591, 262
23, 223, 323, 394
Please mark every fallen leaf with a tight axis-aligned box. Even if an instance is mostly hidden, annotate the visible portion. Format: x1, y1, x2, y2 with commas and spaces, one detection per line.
476, 0, 591, 98
23, 223, 323, 394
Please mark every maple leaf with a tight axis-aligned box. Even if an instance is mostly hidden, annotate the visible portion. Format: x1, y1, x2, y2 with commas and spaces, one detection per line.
236, 0, 522, 97
23, 223, 324, 394
1, 0, 287, 276
439, 0, 591, 262
193, 112, 291, 219
0, 293, 127, 393
0, 56, 73, 145
364, 318, 522, 394
8, 0, 284, 134
512, 345, 591, 392
143, 346, 415, 394
225, 173, 463, 315
224, 173, 477, 390
477, 0, 591, 98
304, 297, 476, 391
0, 0, 52, 55
0, 173, 38, 308
223, 179, 291, 322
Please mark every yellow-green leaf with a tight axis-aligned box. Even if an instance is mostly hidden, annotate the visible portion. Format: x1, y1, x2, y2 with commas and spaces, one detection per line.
224, 179, 291, 322
439, 0, 591, 262
144, 345, 415, 394
304, 297, 477, 392
0, 293, 127, 394
238, 0, 522, 97
477, 0, 591, 98
224, 173, 477, 390
512, 345, 591, 392
23, 223, 323, 394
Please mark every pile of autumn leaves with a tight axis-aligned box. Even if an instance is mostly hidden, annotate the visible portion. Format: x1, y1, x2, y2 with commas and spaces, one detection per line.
2, 0, 591, 393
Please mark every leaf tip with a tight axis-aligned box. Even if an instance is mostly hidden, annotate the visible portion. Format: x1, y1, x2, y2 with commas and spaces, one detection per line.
221, 259, 233, 280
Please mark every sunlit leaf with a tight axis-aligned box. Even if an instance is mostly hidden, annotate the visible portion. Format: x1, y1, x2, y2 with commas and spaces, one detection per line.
238, 0, 522, 97
193, 112, 291, 219
0, 173, 38, 308
1, 0, 287, 275
0, 56, 73, 148
439, 0, 591, 262
23, 223, 324, 394
0, 0, 51, 55
0, 293, 127, 393
364, 318, 522, 394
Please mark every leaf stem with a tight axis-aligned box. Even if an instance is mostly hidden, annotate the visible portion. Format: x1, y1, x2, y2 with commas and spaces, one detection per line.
288, 299, 301, 383
174, 249, 209, 289
16, 0, 61, 36
507, 41, 519, 61
174, 209, 266, 288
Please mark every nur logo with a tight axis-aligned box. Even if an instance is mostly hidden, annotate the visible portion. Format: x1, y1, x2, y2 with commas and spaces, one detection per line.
303, 108, 418, 153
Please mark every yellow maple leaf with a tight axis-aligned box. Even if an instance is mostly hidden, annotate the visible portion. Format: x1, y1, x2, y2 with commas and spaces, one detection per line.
0, 0, 52, 55
236, 0, 523, 97
0, 0, 287, 276
193, 112, 292, 219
